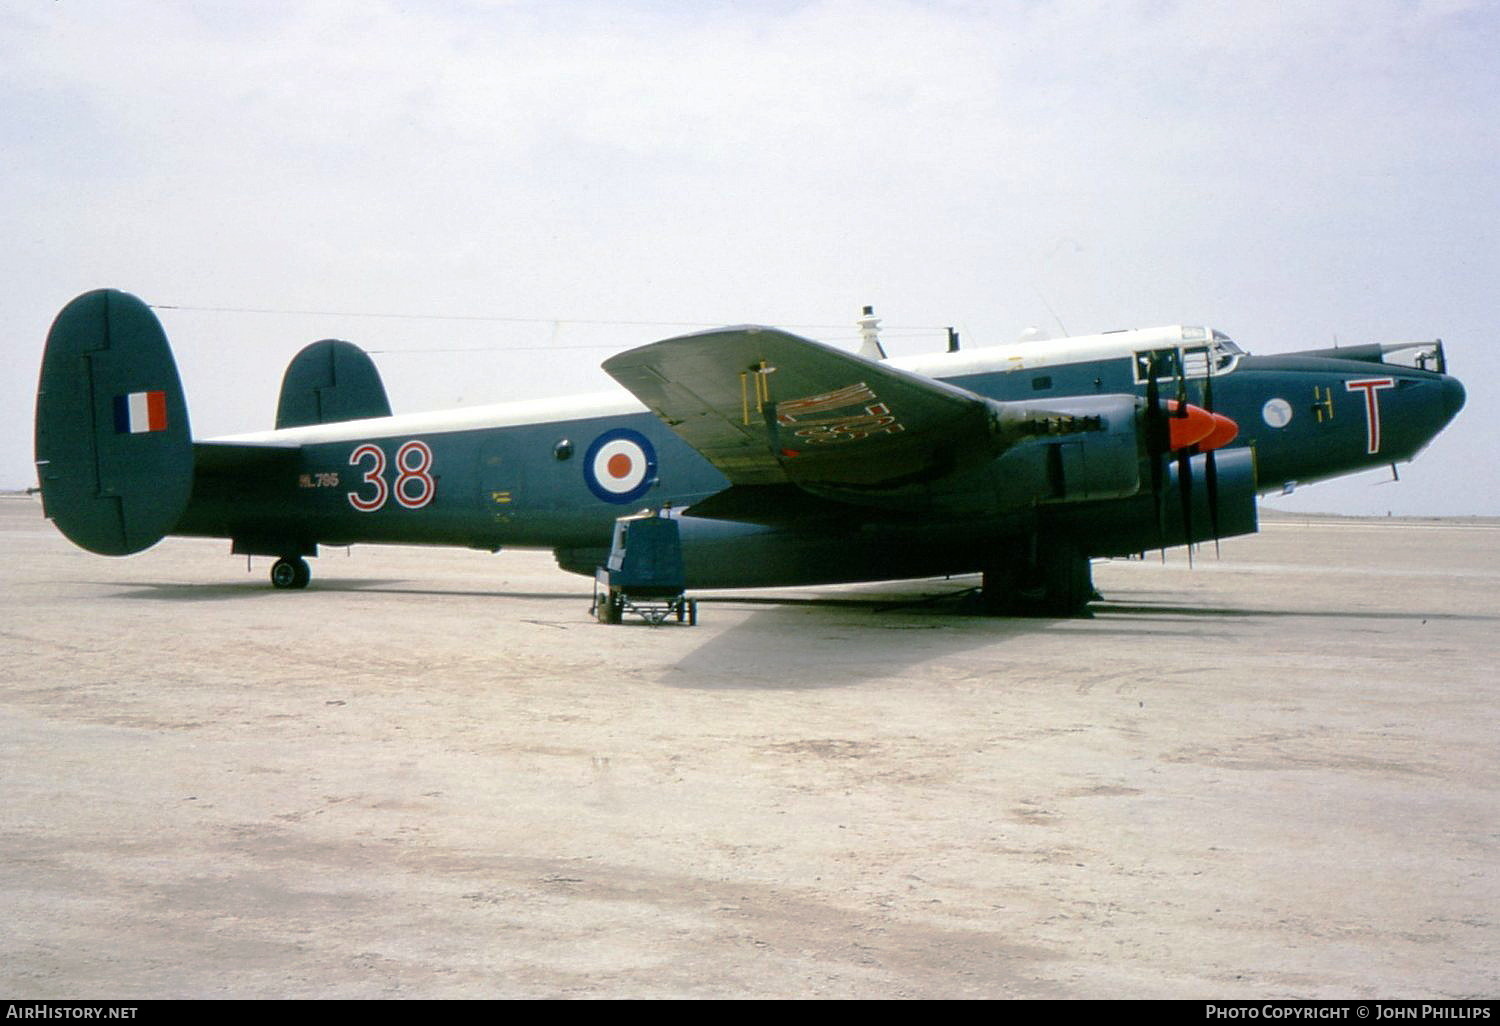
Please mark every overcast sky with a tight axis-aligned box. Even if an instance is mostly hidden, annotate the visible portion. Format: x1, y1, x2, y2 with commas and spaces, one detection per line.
4, 0, 1495, 515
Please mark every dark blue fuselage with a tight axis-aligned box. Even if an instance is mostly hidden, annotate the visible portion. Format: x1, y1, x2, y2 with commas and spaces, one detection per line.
176, 340, 1465, 589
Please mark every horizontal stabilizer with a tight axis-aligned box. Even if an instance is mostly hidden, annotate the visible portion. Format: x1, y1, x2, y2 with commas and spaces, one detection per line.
192, 440, 301, 475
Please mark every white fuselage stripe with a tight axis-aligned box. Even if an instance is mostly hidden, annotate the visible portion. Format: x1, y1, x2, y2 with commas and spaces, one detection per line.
207, 325, 1202, 448
211, 391, 648, 447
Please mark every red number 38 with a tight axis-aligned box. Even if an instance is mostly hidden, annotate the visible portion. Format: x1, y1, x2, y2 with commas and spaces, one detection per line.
347, 440, 435, 512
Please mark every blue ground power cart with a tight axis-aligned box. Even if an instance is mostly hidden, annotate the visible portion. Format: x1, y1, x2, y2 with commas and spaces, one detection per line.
592, 508, 698, 626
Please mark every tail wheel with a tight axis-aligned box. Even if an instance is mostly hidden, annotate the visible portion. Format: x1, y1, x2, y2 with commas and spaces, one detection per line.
270, 557, 311, 590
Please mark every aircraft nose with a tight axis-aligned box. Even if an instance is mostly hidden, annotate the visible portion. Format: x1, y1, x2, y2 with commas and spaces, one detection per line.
1442, 375, 1466, 422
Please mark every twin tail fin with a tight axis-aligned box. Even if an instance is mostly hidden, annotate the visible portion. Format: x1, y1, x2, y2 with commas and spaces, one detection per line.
34, 290, 194, 555
35, 290, 393, 556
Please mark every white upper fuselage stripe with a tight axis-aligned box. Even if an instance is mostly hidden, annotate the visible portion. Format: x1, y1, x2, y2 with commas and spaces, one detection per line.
206, 325, 1202, 448
211, 391, 648, 446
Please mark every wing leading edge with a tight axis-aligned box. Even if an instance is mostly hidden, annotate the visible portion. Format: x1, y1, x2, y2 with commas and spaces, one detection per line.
604, 326, 1119, 517
603, 326, 1013, 491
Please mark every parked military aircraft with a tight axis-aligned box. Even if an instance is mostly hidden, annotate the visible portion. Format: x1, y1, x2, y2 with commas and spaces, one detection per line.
33, 289, 1465, 615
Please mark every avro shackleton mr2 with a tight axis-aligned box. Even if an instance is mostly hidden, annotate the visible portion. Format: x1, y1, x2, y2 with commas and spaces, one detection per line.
34, 289, 1465, 615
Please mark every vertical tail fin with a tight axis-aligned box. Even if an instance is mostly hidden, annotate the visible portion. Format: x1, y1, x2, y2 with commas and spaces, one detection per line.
275, 338, 392, 429
34, 290, 194, 555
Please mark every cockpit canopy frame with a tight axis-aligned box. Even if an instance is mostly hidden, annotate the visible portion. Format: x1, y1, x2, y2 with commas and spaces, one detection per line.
1131, 326, 1244, 384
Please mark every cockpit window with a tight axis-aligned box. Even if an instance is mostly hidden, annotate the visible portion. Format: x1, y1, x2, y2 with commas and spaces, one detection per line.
1135, 338, 1243, 382
1210, 332, 1243, 371
1133, 347, 1182, 382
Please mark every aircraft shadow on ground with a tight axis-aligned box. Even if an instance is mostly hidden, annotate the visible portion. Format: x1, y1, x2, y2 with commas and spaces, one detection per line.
96, 578, 1491, 695
660, 585, 1236, 690
663, 582, 1497, 690
1092, 598, 1499, 623
93, 576, 1184, 692
98, 575, 1494, 628
97, 579, 583, 604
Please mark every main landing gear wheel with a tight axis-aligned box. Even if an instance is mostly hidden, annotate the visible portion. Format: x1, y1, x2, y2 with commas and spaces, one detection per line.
270, 556, 311, 590
981, 542, 1094, 618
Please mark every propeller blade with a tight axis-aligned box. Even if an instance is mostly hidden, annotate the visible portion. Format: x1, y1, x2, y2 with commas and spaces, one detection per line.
1178, 447, 1194, 568
1174, 351, 1194, 567
1145, 354, 1166, 559
1200, 354, 1233, 557
1204, 443, 1221, 557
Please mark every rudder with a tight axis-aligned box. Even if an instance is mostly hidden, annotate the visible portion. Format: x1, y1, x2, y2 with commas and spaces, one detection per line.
34, 289, 194, 555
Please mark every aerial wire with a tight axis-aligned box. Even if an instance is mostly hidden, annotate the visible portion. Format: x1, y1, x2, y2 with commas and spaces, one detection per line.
150, 303, 958, 353
151, 302, 954, 334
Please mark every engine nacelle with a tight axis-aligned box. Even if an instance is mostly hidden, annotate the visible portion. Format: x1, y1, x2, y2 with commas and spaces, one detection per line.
988, 394, 1143, 506
1048, 446, 1259, 557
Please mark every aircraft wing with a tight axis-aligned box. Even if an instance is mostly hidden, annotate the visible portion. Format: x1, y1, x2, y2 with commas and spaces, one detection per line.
602, 326, 1005, 490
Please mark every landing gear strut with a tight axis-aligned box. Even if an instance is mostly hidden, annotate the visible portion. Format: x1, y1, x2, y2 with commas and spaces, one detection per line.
981, 541, 1093, 618
270, 556, 311, 590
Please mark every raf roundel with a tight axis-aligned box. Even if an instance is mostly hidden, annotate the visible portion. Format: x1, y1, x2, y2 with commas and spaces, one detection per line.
583, 428, 658, 504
